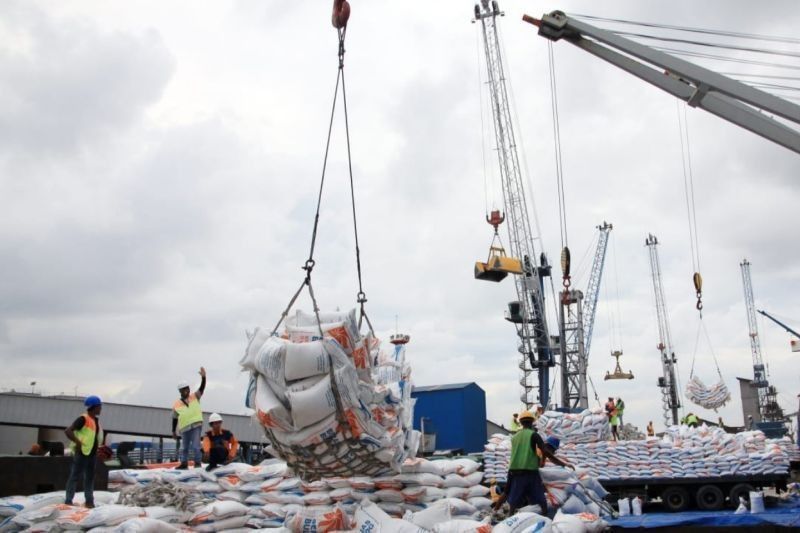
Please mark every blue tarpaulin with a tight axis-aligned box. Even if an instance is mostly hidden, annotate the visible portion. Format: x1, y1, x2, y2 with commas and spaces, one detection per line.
610, 497, 800, 528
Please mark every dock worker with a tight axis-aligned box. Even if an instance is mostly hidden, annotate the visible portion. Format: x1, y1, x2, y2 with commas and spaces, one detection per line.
538, 435, 562, 467
609, 406, 620, 441
646, 421, 655, 437
616, 398, 625, 426
496, 410, 574, 517
684, 412, 699, 428
64, 395, 105, 508
172, 366, 206, 469
604, 397, 615, 419
510, 413, 521, 432
202, 413, 239, 471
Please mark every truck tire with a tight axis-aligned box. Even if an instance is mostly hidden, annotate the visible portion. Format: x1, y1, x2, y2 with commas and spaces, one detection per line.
729, 483, 755, 508
696, 484, 724, 510
661, 486, 690, 512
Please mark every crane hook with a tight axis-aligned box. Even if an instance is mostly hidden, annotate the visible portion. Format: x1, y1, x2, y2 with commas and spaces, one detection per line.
332, 0, 351, 29
561, 246, 571, 288
693, 271, 703, 312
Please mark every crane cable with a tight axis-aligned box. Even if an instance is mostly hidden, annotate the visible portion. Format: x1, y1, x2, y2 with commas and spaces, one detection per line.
676, 101, 703, 313
547, 42, 571, 291
271, 0, 374, 337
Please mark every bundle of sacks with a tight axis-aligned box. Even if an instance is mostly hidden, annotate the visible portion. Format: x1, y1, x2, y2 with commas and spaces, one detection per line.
536, 410, 610, 444
559, 425, 799, 480
483, 433, 511, 483
685, 375, 731, 410
3, 457, 491, 531
240, 308, 422, 479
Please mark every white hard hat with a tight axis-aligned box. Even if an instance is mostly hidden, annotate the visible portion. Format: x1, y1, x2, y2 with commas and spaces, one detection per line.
177, 381, 190, 390
209, 413, 223, 423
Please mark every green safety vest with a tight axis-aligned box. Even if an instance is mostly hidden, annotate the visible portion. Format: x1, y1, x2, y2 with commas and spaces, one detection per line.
72, 414, 103, 456
174, 393, 203, 433
686, 414, 699, 425
509, 428, 540, 471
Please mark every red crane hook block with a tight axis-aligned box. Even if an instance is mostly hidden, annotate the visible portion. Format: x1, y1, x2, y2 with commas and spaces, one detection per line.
332, 0, 350, 29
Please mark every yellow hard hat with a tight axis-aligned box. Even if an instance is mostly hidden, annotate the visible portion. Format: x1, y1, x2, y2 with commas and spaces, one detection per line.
518, 410, 535, 421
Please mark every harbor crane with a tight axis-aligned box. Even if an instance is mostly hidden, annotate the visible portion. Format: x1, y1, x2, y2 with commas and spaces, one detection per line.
646, 234, 681, 426
473, 0, 554, 409
740, 260, 785, 423
757, 309, 800, 352
523, 10, 800, 155
559, 222, 613, 410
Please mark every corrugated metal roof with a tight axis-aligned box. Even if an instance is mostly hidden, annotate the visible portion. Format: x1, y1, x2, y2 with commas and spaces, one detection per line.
412, 382, 480, 393
0, 393, 266, 443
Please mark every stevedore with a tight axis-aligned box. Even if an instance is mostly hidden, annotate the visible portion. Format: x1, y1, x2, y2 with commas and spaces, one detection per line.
604, 397, 615, 419
616, 397, 625, 426
509, 413, 521, 432
538, 435, 562, 467
609, 406, 620, 441
646, 421, 655, 437
64, 395, 105, 508
748, 415, 755, 430
685, 412, 699, 428
202, 413, 239, 471
496, 410, 574, 517
172, 366, 206, 469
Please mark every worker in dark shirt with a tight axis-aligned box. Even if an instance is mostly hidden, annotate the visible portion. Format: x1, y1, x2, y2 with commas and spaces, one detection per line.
64, 395, 104, 507
495, 410, 574, 516
202, 413, 239, 471
172, 367, 206, 469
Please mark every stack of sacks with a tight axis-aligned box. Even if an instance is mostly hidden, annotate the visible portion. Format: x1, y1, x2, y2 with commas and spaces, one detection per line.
483, 433, 511, 483
559, 425, 799, 480
685, 375, 731, 410
240, 308, 421, 479
536, 409, 610, 444
75, 457, 491, 530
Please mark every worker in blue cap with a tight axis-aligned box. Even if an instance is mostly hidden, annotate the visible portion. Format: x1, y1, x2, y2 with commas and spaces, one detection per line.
64, 395, 105, 507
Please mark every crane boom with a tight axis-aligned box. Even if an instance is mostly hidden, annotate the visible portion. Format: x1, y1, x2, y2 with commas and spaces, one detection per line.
522, 11, 800, 155
474, 0, 554, 408
645, 234, 680, 426
559, 222, 612, 410
740, 260, 784, 422
758, 309, 800, 340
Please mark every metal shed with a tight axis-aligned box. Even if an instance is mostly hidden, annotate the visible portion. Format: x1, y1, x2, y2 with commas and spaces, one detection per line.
411, 382, 487, 454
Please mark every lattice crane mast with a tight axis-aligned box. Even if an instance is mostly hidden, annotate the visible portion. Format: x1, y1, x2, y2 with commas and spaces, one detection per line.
645, 234, 680, 426
559, 222, 613, 410
473, 0, 554, 409
740, 260, 784, 422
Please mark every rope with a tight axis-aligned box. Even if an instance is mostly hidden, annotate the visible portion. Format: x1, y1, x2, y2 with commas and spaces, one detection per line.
676, 101, 703, 312
547, 42, 569, 252
688, 316, 724, 380
337, 27, 373, 337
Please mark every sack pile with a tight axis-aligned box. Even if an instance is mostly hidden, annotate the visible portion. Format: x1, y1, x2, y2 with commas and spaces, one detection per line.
559, 425, 799, 480
483, 433, 511, 483
617, 423, 644, 441
536, 410, 610, 444
240, 308, 421, 480
685, 376, 731, 410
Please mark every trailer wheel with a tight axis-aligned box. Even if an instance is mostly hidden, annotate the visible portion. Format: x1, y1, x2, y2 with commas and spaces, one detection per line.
696, 484, 724, 510
729, 483, 755, 508
661, 486, 690, 512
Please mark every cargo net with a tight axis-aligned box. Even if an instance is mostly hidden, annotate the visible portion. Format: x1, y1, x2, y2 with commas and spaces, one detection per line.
240, 309, 420, 481
685, 319, 730, 411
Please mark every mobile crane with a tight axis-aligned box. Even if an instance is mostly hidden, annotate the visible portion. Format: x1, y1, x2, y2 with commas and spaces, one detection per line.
522, 10, 800, 155
757, 309, 800, 352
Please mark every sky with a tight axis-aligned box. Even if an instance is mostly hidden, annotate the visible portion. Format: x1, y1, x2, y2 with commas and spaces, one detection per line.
1, 0, 799, 437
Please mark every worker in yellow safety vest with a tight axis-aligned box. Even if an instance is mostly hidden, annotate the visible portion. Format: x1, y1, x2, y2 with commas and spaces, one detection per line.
494, 411, 574, 516
172, 366, 206, 469
64, 395, 105, 507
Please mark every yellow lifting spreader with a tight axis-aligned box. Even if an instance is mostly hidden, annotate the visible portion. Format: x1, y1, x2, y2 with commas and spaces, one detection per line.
474, 210, 524, 282
605, 350, 634, 380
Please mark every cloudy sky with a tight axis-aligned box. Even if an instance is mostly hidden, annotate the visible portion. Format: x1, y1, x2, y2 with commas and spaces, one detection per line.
1, 0, 798, 435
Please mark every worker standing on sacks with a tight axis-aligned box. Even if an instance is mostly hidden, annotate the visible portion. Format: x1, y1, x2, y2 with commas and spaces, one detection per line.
500, 410, 574, 516
202, 412, 239, 471
172, 366, 206, 469
64, 395, 105, 508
